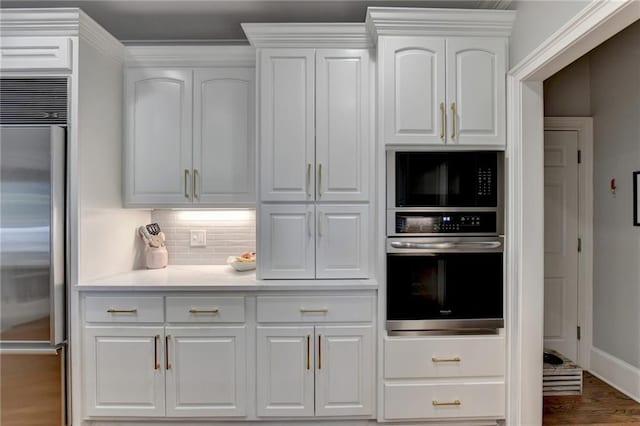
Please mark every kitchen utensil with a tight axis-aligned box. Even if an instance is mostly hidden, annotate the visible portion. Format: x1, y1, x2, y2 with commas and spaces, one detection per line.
146, 223, 161, 235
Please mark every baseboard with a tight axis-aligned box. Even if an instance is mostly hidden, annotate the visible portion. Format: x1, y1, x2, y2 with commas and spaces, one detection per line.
589, 346, 640, 403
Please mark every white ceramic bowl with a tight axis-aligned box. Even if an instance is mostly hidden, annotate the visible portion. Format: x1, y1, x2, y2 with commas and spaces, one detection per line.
226, 256, 256, 272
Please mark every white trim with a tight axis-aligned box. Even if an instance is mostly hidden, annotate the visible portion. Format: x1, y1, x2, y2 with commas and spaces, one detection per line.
590, 347, 640, 403
365, 7, 515, 40
125, 45, 256, 67
241, 23, 372, 48
507, 1, 640, 425
544, 117, 594, 371
78, 10, 124, 65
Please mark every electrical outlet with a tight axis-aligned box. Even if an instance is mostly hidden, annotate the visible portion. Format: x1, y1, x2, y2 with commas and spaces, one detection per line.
190, 230, 207, 247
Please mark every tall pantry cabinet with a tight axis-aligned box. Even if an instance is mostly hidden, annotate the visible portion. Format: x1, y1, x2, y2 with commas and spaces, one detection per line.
244, 25, 373, 280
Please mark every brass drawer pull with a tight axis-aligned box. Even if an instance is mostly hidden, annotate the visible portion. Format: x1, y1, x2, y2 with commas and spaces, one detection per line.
300, 308, 328, 313
440, 101, 445, 140
107, 308, 137, 313
433, 400, 461, 406
189, 308, 219, 314
432, 356, 461, 363
154, 334, 160, 370
450, 102, 457, 139
165, 335, 171, 370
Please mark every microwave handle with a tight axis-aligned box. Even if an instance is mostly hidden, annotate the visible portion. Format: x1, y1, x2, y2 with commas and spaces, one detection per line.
389, 241, 502, 250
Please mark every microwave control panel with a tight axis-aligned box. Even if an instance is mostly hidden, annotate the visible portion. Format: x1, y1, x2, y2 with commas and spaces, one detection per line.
396, 212, 497, 234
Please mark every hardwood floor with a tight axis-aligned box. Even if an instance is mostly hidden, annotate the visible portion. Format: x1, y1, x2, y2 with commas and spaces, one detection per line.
544, 372, 640, 425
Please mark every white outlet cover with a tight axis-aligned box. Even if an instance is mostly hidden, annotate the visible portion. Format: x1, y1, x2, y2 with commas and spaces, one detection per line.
190, 230, 207, 247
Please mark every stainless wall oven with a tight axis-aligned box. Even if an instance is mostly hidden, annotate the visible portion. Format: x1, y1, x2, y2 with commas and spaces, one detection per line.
386, 151, 504, 335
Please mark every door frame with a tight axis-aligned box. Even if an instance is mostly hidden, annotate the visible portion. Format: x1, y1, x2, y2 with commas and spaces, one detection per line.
544, 116, 594, 369
506, 2, 640, 425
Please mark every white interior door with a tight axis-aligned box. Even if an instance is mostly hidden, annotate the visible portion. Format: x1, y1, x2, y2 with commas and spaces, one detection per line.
256, 326, 315, 417
543, 130, 579, 361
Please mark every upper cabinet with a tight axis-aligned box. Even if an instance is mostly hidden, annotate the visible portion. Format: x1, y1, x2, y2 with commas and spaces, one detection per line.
259, 48, 370, 202
368, 7, 515, 148
124, 47, 256, 207
380, 36, 506, 146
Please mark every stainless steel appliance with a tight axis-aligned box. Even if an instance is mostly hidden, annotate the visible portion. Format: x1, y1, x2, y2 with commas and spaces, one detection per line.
0, 78, 68, 425
386, 151, 504, 335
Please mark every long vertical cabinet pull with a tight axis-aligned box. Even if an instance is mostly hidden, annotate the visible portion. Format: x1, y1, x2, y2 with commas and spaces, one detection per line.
184, 169, 190, 198
450, 102, 457, 140
165, 335, 171, 370
318, 211, 323, 236
154, 334, 160, 370
440, 102, 446, 140
317, 163, 322, 196
193, 169, 199, 199
307, 163, 312, 196
317, 334, 322, 370
307, 211, 312, 237
306, 335, 311, 370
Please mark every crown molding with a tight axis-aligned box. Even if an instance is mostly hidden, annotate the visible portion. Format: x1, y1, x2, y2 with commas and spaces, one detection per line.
366, 7, 516, 40
0, 8, 124, 64
241, 23, 372, 48
477, 0, 513, 10
125, 45, 256, 67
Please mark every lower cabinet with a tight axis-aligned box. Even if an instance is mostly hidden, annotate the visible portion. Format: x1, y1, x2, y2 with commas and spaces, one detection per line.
257, 324, 374, 417
84, 325, 247, 418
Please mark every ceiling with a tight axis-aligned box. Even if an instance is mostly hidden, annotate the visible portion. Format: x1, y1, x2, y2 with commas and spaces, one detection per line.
1, 0, 512, 42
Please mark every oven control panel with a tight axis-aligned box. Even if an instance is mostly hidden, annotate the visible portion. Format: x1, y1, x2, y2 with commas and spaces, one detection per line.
396, 212, 497, 234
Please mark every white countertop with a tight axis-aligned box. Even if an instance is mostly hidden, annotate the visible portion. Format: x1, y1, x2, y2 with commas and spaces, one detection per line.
76, 265, 378, 292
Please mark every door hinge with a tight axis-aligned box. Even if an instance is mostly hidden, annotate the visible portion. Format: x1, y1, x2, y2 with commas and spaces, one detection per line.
577, 326, 581, 340
578, 238, 582, 252
578, 150, 582, 164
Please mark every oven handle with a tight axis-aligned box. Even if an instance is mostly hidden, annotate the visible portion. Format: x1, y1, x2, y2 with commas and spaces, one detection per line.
389, 241, 502, 251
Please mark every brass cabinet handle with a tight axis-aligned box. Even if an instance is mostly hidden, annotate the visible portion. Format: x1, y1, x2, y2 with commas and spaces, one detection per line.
450, 102, 457, 139
306, 335, 311, 370
433, 400, 461, 406
317, 163, 322, 196
432, 356, 461, 363
107, 308, 137, 314
154, 335, 160, 370
189, 308, 219, 314
318, 334, 322, 370
165, 335, 171, 370
318, 211, 323, 237
300, 307, 328, 313
440, 102, 445, 140
184, 169, 190, 198
306, 163, 312, 196
193, 169, 199, 200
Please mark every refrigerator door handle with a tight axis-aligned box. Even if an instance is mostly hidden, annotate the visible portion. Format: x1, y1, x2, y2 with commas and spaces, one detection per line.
50, 126, 66, 347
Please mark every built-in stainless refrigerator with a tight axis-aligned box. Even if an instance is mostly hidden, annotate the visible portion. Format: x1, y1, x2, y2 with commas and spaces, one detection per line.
0, 125, 68, 425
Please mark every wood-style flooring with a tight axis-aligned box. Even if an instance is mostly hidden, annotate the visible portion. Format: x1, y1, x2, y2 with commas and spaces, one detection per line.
544, 371, 640, 425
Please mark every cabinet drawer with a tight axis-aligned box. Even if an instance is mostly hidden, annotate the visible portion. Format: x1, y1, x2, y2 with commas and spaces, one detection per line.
384, 336, 505, 379
384, 381, 505, 420
166, 297, 245, 323
1, 37, 72, 71
84, 296, 164, 323
257, 295, 374, 323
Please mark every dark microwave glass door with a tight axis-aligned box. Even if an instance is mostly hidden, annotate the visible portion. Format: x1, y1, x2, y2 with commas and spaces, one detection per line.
395, 152, 498, 207
387, 253, 503, 321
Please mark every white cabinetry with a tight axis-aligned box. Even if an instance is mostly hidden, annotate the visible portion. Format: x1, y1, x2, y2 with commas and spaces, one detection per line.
259, 204, 369, 279
255, 295, 375, 418
124, 50, 255, 207
0, 37, 73, 71
379, 36, 506, 147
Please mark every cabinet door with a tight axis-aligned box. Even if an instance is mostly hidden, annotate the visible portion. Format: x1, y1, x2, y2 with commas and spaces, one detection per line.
165, 326, 247, 417
84, 327, 165, 417
381, 37, 446, 145
446, 38, 506, 146
193, 69, 256, 205
316, 49, 370, 201
125, 69, 193, 205
256, 326, 315, 417
259, 204, 315, 279
259, 49, 315, 202
315, 325, 374, 417
316, 205, 369, 279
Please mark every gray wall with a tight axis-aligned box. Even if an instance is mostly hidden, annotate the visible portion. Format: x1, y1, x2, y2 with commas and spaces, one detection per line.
544, 21, 640, 369
509, 0, 590, 67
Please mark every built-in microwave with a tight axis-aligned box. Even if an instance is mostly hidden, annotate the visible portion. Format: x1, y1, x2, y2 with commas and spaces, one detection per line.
387, 151, 504, 237
386, 236, 504, 335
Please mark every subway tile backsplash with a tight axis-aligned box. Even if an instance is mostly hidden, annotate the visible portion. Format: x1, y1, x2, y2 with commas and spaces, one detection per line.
150, 210, 256, 265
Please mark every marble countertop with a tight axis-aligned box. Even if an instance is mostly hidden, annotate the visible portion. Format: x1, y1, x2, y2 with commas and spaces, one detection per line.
76, 265, 378, 292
